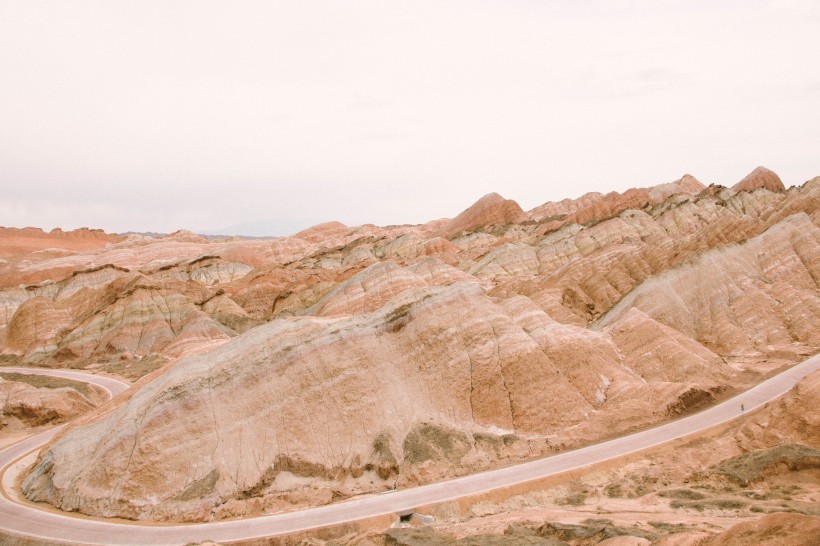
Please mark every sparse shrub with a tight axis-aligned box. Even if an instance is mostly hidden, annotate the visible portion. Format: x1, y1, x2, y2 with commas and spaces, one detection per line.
0, 372, 92, 397
605, 484, 623, 498
659, 488, 705, 500
649, 521, 692, 532
712, 499, 747, 510
557, 492, 587, 506
384, 302, 413, 332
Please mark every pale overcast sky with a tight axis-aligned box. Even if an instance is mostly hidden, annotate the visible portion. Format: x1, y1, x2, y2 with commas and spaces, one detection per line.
1, 1, 818, 236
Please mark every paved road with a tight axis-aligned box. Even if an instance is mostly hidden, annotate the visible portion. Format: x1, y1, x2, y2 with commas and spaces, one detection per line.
1, 354, 818, 545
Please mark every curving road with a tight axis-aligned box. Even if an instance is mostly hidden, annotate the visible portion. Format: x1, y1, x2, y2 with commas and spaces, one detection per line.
1, 354, 819, 545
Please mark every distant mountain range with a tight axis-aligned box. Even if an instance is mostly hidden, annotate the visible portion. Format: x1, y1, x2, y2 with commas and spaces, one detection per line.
197, 219, 324, 238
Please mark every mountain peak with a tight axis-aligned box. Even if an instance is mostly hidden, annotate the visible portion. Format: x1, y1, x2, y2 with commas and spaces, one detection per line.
292, 221, 350, 243
436, 193, 527, 238
732, 166, 785, 193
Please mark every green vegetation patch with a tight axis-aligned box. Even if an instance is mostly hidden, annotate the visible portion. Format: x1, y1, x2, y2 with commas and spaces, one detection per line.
536, 521, 656, 544
0, 372, 91, 397
604, 483, 623, 498
556, 492, 587, 506
172, 469, 219, 502
658, 488, 706, 500
473, 432, 520, 449
670, 497, 748, 512
402, 422, 471, 465
373, 432, 396, 460
648, 521, 698, 533
93, 355, 168, 381
385, 302, 414, 332
385, 518, 693, 545
369, 432, 399, 479
0, 354, 20, 366
385, 526, 565, 546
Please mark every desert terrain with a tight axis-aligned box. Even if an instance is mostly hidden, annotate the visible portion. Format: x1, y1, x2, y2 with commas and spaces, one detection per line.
0, 166, 818, 545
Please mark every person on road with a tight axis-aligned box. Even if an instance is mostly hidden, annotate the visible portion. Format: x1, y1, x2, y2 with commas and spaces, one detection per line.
741, 403, 745, 414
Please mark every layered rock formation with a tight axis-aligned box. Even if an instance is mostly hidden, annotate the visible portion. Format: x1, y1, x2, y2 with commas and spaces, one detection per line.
0, 227, 120, 259
594, 212, 820, 357
0, 373, 106, 432
4, 167, 819, 521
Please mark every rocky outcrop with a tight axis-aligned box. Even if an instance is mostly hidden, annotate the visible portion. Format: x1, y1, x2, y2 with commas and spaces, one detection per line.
1, 270, 234, 364
0, 373, 106, 431
0, 228, 122, 288
4, 297, 74, 359
731, 166, 786, 193
292, 221, 351, 243
55, 285, 234, 361
0, 227, 120, 251
605, 308, 729, 384
162, 230, 210, 244
436, 193, 528, 239
648, 173, 706, 203
308, 259, 474, 317
152, 256, 253, 286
